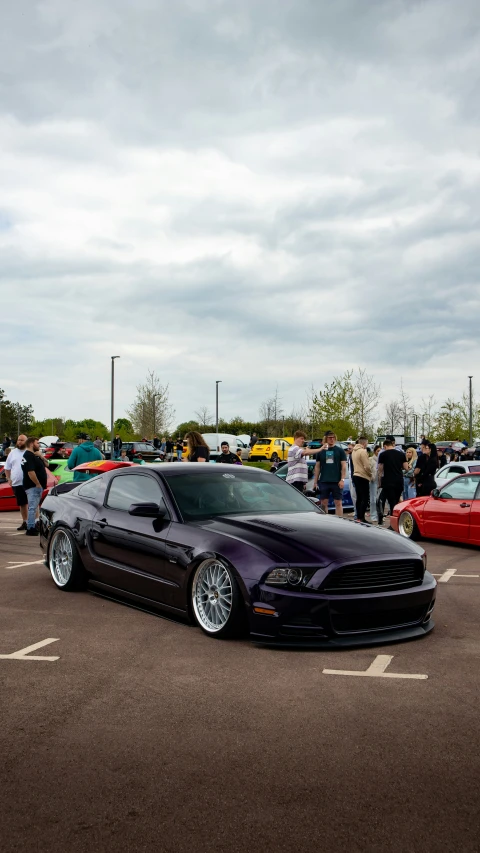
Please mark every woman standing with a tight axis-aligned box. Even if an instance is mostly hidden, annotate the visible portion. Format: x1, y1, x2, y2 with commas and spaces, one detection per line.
403, 447, 417, 500
414, 442, 438, 496
184, 431, 210, 462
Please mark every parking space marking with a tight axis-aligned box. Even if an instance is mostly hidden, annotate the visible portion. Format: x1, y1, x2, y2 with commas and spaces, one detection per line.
0, 638, 60, 661
5, 559, 45, 571
432, 569, 479, 583
323, 654, 428, 680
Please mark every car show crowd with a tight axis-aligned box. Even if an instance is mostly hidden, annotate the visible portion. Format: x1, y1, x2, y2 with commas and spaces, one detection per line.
1, 427, 479, 540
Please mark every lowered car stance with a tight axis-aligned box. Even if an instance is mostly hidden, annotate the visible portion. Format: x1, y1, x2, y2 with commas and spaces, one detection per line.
390, 473, 480, 546
39, 465, 436, 646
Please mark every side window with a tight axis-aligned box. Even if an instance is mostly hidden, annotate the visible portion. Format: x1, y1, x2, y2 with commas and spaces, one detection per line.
78, 477, 105, 500
437, 467, 449, 479
106, 473, 167, 513
440, 477, 479, 501
274, 440, 281, 446
449, 466, 466, 475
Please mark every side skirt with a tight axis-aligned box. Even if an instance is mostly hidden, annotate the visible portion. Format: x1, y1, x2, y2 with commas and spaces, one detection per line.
88, 580, 191, 623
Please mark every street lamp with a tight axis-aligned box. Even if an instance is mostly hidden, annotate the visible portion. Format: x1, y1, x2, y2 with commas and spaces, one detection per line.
110, 356, 120, 459
216, 380, 222, 450
468, 376, 473, 447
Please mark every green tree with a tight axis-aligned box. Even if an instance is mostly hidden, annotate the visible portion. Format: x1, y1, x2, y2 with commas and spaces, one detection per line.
174, 420, 201, 437
309, 371, 359, 439
431, 399, 469, 441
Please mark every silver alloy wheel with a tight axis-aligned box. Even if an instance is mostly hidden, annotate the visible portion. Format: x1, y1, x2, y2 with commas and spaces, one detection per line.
49, 529, 74, 586
398, 511, 415, 538
192, 559, 233, 633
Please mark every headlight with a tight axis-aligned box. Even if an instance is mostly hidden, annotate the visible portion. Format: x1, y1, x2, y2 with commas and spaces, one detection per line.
265, 567, 303, 587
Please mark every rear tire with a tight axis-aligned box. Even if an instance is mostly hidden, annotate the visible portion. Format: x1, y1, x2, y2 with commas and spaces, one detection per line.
48, 528, 86, 590
271, 452, 279, 463
398, 511, 421, 540
191, 559, 246, 639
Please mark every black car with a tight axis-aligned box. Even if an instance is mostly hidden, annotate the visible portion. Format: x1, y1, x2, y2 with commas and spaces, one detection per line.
120, 442, 160, 462
39, 465, 436, 646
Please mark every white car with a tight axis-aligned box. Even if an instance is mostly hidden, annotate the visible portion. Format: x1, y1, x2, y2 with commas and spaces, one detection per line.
435, 460, 480, 486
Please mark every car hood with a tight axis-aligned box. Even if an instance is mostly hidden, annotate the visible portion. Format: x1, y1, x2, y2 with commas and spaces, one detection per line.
195, 512, 423, 568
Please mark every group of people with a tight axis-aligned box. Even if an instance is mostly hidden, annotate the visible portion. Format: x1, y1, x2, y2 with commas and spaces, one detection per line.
285, 430, 445, 525
3, 432, 105, 535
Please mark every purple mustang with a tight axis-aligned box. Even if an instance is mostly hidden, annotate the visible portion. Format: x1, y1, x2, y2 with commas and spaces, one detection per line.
40, 465, 436, 647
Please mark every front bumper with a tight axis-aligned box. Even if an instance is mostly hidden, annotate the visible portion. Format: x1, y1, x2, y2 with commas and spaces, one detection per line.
248, 571, 436, 648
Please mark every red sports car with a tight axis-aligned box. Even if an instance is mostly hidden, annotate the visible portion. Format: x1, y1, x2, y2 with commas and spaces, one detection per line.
0, 464, 59, 511
390, 473, 480, 546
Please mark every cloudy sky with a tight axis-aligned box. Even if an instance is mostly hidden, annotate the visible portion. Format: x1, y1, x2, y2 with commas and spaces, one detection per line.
1, 0, 479, 429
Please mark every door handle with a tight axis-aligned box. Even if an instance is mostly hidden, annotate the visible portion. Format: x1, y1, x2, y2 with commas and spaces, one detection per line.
459, 503, 470, 508
98, 519, 109, 528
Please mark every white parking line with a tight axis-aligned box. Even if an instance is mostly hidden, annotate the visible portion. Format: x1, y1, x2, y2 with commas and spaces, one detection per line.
432, 568, 480, 582
323, 654, 428, 680
0, 638, 60, 661
5, 559, 45, 570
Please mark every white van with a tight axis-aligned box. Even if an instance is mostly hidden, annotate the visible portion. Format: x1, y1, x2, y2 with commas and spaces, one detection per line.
201, 433, 250, 460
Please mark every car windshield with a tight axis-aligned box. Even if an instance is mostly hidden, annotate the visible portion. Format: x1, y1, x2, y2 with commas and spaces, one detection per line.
164, 471, 318, 520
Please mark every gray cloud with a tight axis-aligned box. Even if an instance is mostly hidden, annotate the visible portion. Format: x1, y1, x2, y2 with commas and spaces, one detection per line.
1, 0, 479, 425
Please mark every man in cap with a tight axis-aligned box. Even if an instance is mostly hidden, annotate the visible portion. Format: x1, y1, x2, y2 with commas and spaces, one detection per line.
67, 433, 103, 482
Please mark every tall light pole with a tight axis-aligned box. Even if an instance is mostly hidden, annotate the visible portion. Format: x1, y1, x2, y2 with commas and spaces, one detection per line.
215, 380, 222, 450
110, 356, 120, 459
468, 376, 473, 447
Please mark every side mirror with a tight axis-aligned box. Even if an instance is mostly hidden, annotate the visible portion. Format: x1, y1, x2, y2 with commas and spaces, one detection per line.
431, 489, 440, 499
128, 502, 166, 518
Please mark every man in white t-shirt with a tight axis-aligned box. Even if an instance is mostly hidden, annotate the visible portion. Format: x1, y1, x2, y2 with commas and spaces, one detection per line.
286, 431, 315, 491
4, 434, 28, 530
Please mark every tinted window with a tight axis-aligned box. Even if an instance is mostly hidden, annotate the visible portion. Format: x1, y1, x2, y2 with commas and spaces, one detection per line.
107, 473, 163, 511
469, 465, 480, 473
164, 471, 317, 520
440, 477, 480, 500
78, 477, 105, 499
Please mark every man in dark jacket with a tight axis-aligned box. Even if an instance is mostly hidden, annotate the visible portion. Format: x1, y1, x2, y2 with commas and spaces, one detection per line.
215, 441, 239, 464
67, 434, 103, 482
112, 434, 122, 459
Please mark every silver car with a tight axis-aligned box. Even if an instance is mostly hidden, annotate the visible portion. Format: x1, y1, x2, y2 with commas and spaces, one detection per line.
435, 460, 480, 486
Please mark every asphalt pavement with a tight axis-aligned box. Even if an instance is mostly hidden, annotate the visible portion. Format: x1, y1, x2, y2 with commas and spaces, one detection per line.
1, 510, 479, 853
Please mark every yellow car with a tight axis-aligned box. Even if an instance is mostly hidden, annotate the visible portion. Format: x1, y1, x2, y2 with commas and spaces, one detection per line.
248, 437, 294, 462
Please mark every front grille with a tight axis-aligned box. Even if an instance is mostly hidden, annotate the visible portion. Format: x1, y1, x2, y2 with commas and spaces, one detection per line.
322, 560, 424, 594
331, 605, 427, 634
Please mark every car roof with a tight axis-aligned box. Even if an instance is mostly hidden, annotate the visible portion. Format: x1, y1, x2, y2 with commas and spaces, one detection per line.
104, 463, 271, 479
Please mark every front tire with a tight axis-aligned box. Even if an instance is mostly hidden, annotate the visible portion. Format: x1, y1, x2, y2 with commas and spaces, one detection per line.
48, 528, 86, 590
398, 510, 421, 540
191, 559, 246, 639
